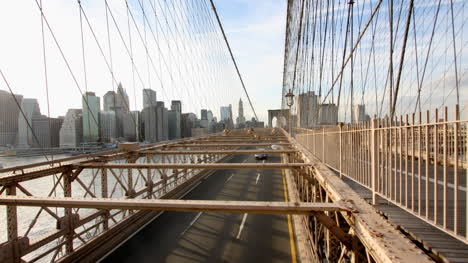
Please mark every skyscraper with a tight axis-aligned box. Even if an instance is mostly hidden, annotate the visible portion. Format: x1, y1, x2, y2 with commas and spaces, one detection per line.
168, 110, 181, 140
103, 91, 116, 111
82, 92, 100, 143
116, 83, 130, 112
60, 109, 83, 148
17, 98, 41, 148
32, 115, 63, 148
296, 91, 318, 128
123, 110, 140, 142
0, 90, 23, 146
99, 111, 116, 143
236, 98, 246, 126
171, 100, 182, 113
207, 110, 213, 122
200, 109, 208, 128
352, 104, 369, 123
141, 106, 157, 143
220, 105, 232, 121
318, 103, 338, 125
143, 89, 156, 109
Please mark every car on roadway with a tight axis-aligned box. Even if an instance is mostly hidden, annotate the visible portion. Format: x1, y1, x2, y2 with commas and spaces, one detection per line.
271, 144, 282, 150
255, 148, 268, 160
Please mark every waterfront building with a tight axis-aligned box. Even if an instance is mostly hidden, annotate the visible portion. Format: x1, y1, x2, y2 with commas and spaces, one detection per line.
318, 103, 338, 125
200, 109, 208, 128
171, 100, 182, 113
32, 115, 63, 148
143, 88, 156, 109
123, 111, 140, 142
16, 98, 41, 148
82, 92, 101, 143
220, 105, 232, 121
352, 104, 369, 123
60, 109, 83, 148
141, 106, 157, 143
168, 110, 181, 140
0, 90, 23, 147
296, 91, 318, 128
181, 113, 194, 138
100, 111, 116, 143
236, 98, 246, 127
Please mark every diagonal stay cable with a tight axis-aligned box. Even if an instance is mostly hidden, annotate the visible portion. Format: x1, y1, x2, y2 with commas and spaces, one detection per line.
207, 0, 258, 120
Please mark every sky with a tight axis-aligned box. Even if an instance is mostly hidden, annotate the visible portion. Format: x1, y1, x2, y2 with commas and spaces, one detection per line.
0, 0, 287, 123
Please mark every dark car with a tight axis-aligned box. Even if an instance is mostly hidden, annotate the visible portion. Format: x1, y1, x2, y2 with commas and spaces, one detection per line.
254, 148, 267, 160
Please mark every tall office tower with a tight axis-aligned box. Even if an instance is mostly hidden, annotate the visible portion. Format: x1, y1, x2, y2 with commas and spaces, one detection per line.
123, 111, 140, 142
103, 91, 116, 111
32, 116, 63, 148
155, 101, 168, 141
318, 103, 338, 125
0, 90, 23, 146
116, 83, 130, 112
142, 106, 157, 143
60, 109, 83, 148
168, 110, 181, 140
207, 110, 213, 122
200, 109, 208, 128
17, 98, 41, 148
99, 111, 116, 143
296, 91, 318, 128
181, 113, 194, 138
143, 89, 156, 109
171, 100, 182, 113
220, 105, 233, 121
236, 98, 246, 126
160, 106, 168, 141
352, 104, 368, 123
82, 92, 101, 143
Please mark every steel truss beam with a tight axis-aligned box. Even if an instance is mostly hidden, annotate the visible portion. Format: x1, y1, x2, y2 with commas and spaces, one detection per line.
139, 150, 296, 155
0, 196, 351, 215
76, 163, 310, 169
166, 143, 290, 147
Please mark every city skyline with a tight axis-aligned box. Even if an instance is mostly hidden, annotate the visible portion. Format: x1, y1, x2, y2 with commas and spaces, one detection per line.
0, 85, 262, 148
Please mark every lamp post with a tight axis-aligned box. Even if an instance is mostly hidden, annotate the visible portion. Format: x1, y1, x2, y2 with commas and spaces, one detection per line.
285, 89, 294, 135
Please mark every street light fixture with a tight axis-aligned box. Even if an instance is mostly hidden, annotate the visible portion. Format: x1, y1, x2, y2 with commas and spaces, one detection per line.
285, 89, 294, 134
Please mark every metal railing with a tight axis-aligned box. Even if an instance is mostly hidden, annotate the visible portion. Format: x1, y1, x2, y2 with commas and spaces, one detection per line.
294, 105, 468, 244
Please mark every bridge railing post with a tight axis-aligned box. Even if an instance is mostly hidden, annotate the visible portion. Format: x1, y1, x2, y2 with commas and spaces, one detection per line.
371, 117, 379, 204
322, 128, 325, 162
338, 123, 343, 178
101, 168, 109, 231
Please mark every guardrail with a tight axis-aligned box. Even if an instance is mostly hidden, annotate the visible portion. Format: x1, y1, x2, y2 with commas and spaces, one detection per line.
294, 105, 468, 244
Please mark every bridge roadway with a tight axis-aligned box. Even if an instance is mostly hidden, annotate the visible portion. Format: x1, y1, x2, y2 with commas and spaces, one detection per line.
101, 154, 296, 263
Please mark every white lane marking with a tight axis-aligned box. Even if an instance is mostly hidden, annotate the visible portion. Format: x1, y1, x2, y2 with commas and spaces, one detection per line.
226, 174, 234, 183
236, 213, 248, 239
181, 212, 202, 236
256, 173, 261, 184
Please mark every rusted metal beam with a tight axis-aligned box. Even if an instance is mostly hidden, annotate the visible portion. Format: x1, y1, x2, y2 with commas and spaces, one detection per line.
0, 166, 71, 186
76, 163, 310, 169
139, 149, 296, 155
0, 196, 351, 214
167, 143, 290, 147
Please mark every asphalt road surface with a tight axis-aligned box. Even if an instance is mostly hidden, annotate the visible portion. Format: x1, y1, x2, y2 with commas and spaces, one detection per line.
101, 154, 297, 263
